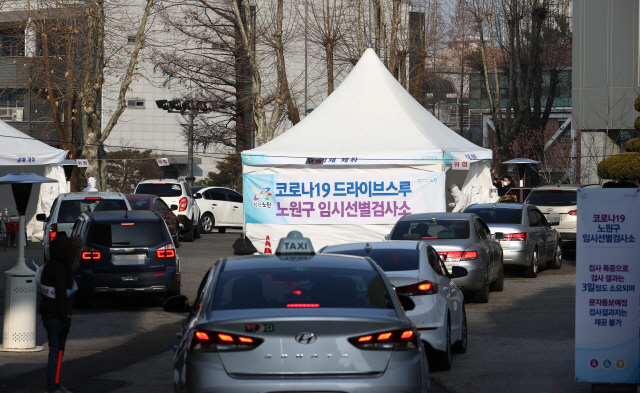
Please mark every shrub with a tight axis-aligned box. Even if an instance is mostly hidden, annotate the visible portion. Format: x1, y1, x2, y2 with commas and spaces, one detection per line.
635, 94, 640, 112
597, 152, 640, 180
625, 138, 640, 152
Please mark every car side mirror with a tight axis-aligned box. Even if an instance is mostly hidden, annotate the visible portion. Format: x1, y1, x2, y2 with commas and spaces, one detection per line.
36, 213, 47, 222
194, 193, 202, 199
170, 204, 178, 211
163, 295, 191, 313
397, 294, 415, 311
448, 266, 468, 279
494, 232, 505, 240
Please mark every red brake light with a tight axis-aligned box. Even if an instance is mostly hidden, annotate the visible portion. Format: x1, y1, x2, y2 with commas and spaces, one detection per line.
121, 223, 135, 226
286, 303, 320, 308
438, 251, 476, 261
292, 290, 302, 295
349, 329, 418, 350
156, 243, 176, 259
396, 280, 438, 295
84, 197, 101, 200
190, 330, 263, 351
179, 197, 188, 212
153, 182, 166, 184
49, 231, 57, 242
81, 246, 101, 260
461, 251, 478, 260
504, 232, 527, 241
568, 210, 577, 216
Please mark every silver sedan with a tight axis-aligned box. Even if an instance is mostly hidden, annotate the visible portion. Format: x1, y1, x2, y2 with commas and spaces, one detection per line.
388, 213, 504, 303
164, 233, 430, 393
463, 203, 563, 278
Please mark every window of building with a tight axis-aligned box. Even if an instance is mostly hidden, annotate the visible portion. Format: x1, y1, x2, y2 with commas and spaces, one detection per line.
0, 27, 24, 57
127, 100, 145, 108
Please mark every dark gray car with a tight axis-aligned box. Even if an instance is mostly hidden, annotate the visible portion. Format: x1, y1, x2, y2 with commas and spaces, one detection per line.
388, 213, 504, 303
463, 203, 563, 277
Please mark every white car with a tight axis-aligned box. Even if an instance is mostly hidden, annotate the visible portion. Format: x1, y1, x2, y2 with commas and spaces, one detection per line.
191, 186, 244, 233
135, 179, 201, 242
320, 240, 468, 371
37, 192, 131, 261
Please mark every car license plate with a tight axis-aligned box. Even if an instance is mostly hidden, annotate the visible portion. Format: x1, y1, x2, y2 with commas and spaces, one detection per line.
112, 254, 146, 265
547, 214, 561, 223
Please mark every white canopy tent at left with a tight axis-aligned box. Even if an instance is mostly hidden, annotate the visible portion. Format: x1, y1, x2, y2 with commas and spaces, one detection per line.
0, 119, 67, 241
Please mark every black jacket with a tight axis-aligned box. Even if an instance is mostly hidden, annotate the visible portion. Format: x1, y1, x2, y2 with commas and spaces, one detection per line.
39, 236, 75, 323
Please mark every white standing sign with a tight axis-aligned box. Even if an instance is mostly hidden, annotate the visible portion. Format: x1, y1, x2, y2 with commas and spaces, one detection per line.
156, 158, 170, 167
76, 159, 89, 167
575, 188, 639, 384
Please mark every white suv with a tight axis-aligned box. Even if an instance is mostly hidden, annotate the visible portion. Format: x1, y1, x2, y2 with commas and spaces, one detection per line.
134, 179, 202, 242
37, 192, 132, 261
524, 184, 601, 243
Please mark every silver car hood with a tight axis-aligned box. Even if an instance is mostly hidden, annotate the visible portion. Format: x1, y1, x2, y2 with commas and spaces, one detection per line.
204, 310, 402, 376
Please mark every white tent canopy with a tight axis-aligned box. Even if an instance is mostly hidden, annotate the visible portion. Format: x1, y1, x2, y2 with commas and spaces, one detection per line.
242, 49, 492, 251
243, 48, 491, 167
0, 120, 67, 241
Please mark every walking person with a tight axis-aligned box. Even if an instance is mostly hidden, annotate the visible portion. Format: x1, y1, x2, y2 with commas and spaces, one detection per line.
38, 232, 81, 393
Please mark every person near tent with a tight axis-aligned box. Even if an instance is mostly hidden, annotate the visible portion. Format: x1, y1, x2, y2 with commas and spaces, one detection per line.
83, 177, 98, 192
485, 186, 500, 203
38, 232, 81, 393
448, 185, 468, 212
498, 175, 513, 196
468, 182, 483, 206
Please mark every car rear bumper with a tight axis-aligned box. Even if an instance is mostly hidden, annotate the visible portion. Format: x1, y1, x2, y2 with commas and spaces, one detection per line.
76, 268, 180, 294
451, 267, 485, 293
180, 348, 427, 393
503, 249, 531, 267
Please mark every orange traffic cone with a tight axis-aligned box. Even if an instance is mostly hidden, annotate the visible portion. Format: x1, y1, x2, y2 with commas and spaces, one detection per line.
264, 236, 272, 254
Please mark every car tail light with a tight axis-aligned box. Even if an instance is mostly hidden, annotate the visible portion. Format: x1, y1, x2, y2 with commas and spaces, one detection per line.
395, 280, 438, 295
437, 251, 477, 261
81, 246, 101, 260
156, 243, 176, 259
49, 224, 57, 242
84, 197, 101, 200
568, 210, 577, 216
179, 197, 188, 212
504, 232, 527, 241
189, 330, 263, 351
349, 328, 418, 350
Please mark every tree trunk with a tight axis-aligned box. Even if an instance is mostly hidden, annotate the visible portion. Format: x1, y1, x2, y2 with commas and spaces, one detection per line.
389, 0, 401, 77
353, 0, 365, 56
326, 40, 335, 94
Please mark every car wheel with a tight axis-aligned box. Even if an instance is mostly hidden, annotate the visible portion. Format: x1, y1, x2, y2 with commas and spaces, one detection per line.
194, 217, 201, 239
472, 270, 489, 303
523, 248, 539, 278
452, 306, 467, 354
432, 317, 453, 370
184, 225, 195, 242
490, 260, 504, 292
218, 227, 227, 233
548, 243, 563, 269
200, 213, 214, 233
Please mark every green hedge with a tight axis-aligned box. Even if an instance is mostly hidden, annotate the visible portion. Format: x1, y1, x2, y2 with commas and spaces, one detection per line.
635, 95, 640, 112
598, 152, 640, 180
625, 138, 640, 153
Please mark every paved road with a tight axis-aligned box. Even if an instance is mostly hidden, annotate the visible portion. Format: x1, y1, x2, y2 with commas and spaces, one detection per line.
1, 234, 587, 393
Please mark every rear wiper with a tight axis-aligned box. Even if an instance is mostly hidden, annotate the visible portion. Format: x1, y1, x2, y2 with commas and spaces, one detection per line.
112, 242, 130, 245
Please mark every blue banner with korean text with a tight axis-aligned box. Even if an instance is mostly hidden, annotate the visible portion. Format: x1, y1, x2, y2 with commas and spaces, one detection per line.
243, 171, 446, 225
575, 188, 640, 384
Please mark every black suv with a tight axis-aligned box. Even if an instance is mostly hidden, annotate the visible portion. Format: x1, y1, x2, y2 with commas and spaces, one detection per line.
70, 210, 181, 302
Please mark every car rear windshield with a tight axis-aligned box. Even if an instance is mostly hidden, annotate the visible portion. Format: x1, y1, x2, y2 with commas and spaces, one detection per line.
212, 267, 394, 310
390, 219, 471, 240
128, 199, 150, 211
91, 222, 165, 247
525, 190, 577, 206
322, 249, 420, 272
135, 183, 182, 197
463, 207, 523, 224
57, 199, 128, 224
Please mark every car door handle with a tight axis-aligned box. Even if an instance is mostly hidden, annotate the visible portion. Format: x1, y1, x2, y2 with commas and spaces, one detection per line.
212, 204, 217, 206
233, 206, 239, 208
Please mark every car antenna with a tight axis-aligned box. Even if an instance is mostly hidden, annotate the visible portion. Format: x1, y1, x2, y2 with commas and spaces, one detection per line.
364, 243, 372, 253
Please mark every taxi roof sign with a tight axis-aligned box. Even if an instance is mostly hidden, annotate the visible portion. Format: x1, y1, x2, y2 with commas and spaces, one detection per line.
275, 231, 315, 255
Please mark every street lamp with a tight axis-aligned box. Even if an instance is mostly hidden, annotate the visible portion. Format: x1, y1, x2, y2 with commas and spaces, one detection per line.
155, 100, 212, 186
0, 173, 57, 352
